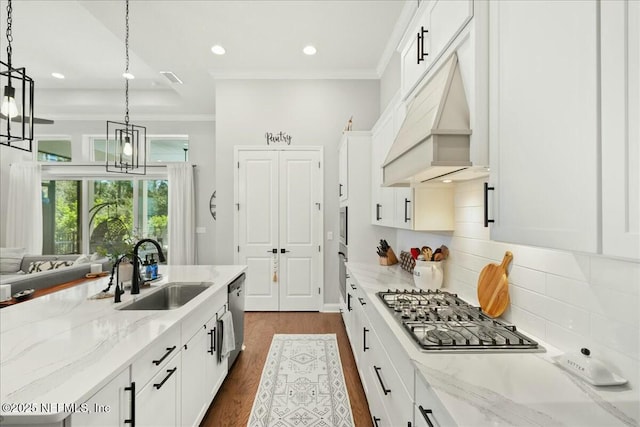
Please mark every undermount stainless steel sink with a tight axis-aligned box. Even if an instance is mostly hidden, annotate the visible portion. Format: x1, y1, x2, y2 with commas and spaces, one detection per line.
119, 283, 211, 310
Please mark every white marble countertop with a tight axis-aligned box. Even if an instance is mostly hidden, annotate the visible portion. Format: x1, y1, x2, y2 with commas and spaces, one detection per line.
346, 262, 640, 427
0, 264, 246, 424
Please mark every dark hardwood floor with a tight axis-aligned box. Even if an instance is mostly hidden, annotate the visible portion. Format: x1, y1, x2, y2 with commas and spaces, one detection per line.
200, 312, 373, 427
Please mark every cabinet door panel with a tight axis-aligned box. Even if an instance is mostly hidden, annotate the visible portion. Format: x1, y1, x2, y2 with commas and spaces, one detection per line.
429, 0, 473, 62
71, 367, 131, 427
339, 141, 348, 202
372, 113, 397, 227
489, 0, 598, 252
137, 353, 180, 427
601, 0, 640, 259
181, 329, 207, 427
395, 188, 414, 230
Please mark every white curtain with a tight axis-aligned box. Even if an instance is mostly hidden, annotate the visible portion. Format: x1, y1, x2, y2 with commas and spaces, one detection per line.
168, 163, 196, 264
6, 162, 43, 254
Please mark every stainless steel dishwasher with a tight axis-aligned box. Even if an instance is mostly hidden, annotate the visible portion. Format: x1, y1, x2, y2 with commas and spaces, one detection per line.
228, 273, 245, 368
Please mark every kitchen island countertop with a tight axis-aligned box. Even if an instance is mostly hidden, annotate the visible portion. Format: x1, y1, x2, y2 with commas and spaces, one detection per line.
346, 261, 639, 427
0, 264, 246, 424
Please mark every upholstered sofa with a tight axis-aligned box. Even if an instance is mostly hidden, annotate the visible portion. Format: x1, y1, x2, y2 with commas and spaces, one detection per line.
0, 252, 112, 296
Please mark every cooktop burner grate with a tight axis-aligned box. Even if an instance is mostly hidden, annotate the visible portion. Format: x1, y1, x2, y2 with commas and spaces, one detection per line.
377, 289, 539, 352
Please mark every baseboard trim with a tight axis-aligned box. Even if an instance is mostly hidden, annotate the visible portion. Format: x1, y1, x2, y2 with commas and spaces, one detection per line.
322, 303, 340, 313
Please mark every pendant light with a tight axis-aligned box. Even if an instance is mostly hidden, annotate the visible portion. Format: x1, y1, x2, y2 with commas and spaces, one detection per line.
106, 0, 146, 175
0, 0, 35, 151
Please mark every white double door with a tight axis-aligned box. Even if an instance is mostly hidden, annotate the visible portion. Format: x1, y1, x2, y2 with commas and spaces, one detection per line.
236, 148, 323, 311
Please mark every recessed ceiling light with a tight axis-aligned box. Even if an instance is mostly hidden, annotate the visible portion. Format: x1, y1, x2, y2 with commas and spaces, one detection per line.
51, 72, 65, 79
211, 45, 226, 55
303, 45, 317, 55
122, 72, 135, 80
442, 179, 453, 183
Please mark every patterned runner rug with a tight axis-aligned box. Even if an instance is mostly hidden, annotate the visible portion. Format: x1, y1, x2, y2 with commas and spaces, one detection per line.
248, 334, 355, 427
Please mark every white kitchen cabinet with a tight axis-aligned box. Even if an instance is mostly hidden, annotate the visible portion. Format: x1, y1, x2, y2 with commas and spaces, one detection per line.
136, 351, 181, 427
339, 138, 348, 202
181, 326, 208, 427
400, 0, 474, 100
601, 0, 640, 260
204, 307, 229, 400
487, 0, 599, 253
371, 112, 396, 227
181, 289, 228, 427
342, 269, 415, 427
71, 367, 132, 427
414, 370, 457, 427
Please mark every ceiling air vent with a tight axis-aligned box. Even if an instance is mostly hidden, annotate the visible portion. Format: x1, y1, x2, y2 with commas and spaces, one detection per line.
159, 71, 183, 84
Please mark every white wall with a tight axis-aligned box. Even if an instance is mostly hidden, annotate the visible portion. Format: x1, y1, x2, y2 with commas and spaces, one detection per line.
397, 178, 640, 388
0, 119, 217, 264
215, 79, 380, 305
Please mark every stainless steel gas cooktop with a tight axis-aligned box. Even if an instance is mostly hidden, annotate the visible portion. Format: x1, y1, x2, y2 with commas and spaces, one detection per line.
377, 289, 541, 352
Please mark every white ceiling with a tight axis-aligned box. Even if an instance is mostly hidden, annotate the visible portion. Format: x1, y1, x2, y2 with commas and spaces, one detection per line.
0, 0, 408, 120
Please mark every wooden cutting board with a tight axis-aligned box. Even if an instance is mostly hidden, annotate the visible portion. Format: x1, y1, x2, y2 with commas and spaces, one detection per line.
477, 251, 513, 318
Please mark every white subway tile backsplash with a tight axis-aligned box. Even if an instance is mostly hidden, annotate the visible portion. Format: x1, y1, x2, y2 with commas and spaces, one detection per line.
504, 305, 547, 340
450, 250, 490, 273
411, 178, 640, 386
454, 187, 484, 207
455, 206, 484, 223
546, 274, 594, 310
545, 274, 639, 327
509, 286, 548, 316
509, 266, 546, 294
454, 222, 491, 239
590, 313, 640, 361
590, 256, 640, 296
544, 299, 590, 336
590, 287, 639, 327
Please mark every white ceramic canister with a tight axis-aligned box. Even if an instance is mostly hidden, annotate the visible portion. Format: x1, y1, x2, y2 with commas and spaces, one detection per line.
413, 260, 444, 290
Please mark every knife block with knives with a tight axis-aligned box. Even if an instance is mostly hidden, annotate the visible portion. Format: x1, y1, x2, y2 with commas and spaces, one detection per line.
377, 239, 398, 266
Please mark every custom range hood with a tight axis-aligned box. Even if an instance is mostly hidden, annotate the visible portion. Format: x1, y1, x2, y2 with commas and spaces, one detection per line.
383, 53, 472, 187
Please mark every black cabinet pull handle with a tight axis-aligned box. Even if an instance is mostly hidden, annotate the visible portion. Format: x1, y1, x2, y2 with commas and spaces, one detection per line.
417, 26, 429, 64
373, 366, 391, 395
280, 248, 290, 253
350, 283, 357, 290
363, 327, 369, 352
419, 406, 435, 427
339, 183, 343, 197
373, 416, 381, 427
484, 182, 495, 227
153, 367, 177, 390
347, 293, 352, 311
376, 203, 381, 221
208, 328, 216, 354
124, 382, 135, 426
358, 297, 366, 306
404, 198, 411, 222
152, 346, 176, 366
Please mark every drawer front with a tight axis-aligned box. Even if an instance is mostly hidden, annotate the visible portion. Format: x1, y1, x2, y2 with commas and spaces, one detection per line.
364, 325, 413, 426
181, 287, 227, 345
415, 371, 456, 427
132, 326, 180, 390
366, 294, 414, 393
